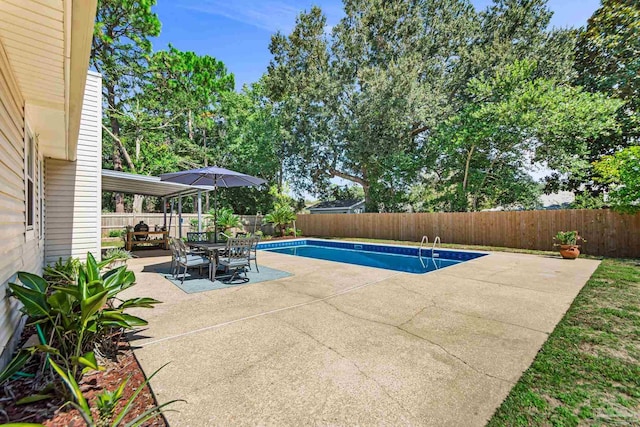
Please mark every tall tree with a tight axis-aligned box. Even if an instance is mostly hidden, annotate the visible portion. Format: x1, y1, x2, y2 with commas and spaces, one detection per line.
213, 82, 283, 215
467, 0, 576, 81
139, 46, 234, 166
267, 1, 477, 211
549, 0, 640, 199
91, 0, 161, 212
104, 46, 235, 212
594, 146, 640, 213
430, 60, 622, 211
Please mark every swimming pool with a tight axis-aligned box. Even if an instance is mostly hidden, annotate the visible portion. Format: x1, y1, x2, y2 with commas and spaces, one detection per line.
259, 239, 486, 274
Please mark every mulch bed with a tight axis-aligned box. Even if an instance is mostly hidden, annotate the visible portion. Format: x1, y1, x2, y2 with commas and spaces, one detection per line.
0, 329, 166, 426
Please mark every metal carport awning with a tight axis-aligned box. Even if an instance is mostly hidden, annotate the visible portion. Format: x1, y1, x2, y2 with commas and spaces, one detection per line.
102, 169, 212, 198
101, 169, 214, 237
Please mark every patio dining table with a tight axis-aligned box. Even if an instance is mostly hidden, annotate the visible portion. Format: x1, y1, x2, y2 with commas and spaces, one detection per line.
187, 242, 227, 280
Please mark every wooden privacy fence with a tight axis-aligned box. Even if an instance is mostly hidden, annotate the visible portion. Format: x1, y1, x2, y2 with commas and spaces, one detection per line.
102, 213, 267, 238
295, 209, 640, 258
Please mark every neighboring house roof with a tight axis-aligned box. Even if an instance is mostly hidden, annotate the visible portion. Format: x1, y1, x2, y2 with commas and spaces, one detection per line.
540, 191, 575, 207
0, 0, 98, 161
309, 199, 364, 210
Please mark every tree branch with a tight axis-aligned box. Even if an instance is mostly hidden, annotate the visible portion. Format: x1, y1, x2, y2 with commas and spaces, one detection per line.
328, 168, 367, 187
410, 125, 430, 137
102, 123, 136, 172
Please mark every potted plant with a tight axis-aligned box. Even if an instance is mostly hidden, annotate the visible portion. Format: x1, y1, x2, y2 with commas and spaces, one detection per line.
553, 231, 586, 259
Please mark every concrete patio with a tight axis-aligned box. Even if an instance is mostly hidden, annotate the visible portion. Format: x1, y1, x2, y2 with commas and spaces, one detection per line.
123, 248, 600, 426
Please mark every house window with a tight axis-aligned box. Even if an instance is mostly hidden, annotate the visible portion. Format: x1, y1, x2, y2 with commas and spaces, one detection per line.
25, 131, 35, 230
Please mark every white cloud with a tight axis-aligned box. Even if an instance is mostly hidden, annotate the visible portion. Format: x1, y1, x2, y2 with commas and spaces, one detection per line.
178, 0, 335, 33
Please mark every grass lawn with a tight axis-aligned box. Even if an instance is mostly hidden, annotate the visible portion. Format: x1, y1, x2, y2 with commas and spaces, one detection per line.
101, 239, 124, 248
488, 257, 640, 426
330, 237, 639, 425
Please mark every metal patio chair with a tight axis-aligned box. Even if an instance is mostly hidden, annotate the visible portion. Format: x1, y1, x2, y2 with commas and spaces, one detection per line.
218, 238, 252, 283
187, 231, 208, 242
175, 238, 210, 284
247, 236, 261, 272
168, 237, 180, 277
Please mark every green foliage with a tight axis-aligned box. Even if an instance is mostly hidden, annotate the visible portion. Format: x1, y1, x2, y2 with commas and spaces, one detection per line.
594, 146, 640, 213
208, 207, 242, 231
266, 2, 471, 211
266, 0, 592, 212
553, 231, 585, 246
263, 205, 297, 237
3, 254, 160, 382
321, 185, 364, 202
107, 229, 125, 238
548, 0, 640, 198
576, 0, 640, 138
431, 60, 621, 211
104, 248, 132, 261
285, 228, 303, 237
94, 1, 282, 214
50, 360, 181, 427
92, 0, 161, 210
44, 257, 81, 287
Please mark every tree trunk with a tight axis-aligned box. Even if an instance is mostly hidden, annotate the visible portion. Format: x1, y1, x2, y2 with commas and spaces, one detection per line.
107, 89, 125, 213
278, 159, 284, 194
145, 196, 155, 212
459, 145, 475, 212
362, 183, 372, 212
133, 195, 144, 213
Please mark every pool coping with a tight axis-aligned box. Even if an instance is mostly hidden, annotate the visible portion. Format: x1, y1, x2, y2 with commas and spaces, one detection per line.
258, 237, 489, 263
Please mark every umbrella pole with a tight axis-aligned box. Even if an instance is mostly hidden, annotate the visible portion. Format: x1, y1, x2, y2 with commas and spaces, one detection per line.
214, 186, 218, 243
197, 190, 202, 233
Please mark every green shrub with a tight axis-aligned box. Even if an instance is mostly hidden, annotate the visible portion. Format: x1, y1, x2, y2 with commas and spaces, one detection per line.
207, 207, 242, 232
44, 256, 81, 286
0, 253, 161, 383
104, 248, 132, 261
263, 204, 296, 237
285, 227, 303, 236
107, 229, 125, 238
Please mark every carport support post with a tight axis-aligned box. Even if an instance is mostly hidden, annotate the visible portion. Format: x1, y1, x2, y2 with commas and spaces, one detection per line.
162, 197, 167, 229
197, 190, 202, 233
178, 196, 183, 239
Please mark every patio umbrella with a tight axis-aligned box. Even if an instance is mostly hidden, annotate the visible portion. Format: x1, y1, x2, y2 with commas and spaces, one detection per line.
159, 166, 267, 242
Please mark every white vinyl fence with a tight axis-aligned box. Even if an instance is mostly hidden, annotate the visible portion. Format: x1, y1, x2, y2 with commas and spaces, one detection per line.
102, 213, 270, 238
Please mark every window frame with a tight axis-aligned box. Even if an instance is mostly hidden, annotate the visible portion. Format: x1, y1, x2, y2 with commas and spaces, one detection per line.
38, 157, 44, 241
24, 125, 35, 239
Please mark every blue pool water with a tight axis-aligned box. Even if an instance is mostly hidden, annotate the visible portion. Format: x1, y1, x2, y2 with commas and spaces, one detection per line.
259, 239, 485, 274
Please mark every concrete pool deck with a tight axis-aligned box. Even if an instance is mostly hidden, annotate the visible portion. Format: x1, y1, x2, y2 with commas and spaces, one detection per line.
123, 249, 600, 426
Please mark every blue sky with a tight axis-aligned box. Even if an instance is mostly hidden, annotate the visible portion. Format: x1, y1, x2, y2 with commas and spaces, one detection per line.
151, 0, 602, 89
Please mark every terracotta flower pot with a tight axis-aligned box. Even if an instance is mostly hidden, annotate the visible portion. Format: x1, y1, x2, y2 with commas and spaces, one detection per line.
559, 244, 580, 259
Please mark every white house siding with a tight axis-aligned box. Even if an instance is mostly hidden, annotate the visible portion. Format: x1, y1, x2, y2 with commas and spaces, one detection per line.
45, 71, 102, 264
0, 42, 45, 368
